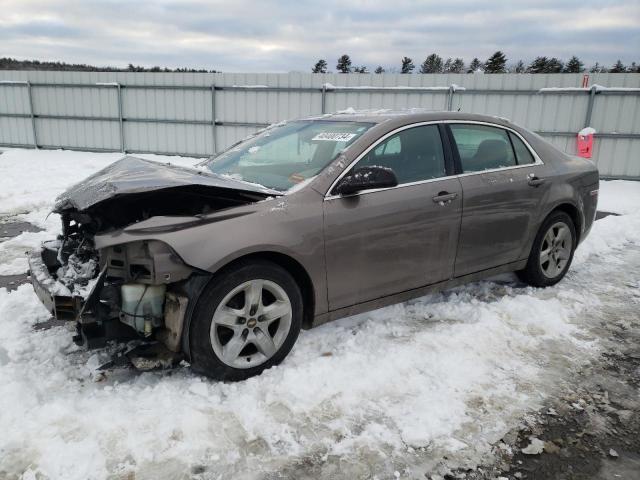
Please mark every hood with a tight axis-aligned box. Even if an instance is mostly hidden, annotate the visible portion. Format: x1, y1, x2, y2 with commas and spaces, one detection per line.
54, 156, 280, 213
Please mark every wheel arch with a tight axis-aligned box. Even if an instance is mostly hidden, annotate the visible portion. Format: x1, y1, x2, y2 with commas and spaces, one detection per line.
223, 251, 316, 330
548, 202, 582, 244
181, 250, 316, 360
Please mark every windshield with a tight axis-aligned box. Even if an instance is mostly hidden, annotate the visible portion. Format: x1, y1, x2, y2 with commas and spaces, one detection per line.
206, 120, 373, 191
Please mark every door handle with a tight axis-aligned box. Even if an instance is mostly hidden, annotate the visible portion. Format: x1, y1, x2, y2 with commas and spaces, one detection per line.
432, 192, 458, 204
527, 175, 546, 187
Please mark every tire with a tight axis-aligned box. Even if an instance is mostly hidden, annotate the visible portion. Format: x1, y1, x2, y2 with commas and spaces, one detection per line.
189, 260, 302, 381
517, 211, 577, 287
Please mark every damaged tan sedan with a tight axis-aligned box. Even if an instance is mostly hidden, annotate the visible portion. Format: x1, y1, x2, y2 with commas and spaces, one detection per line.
29, 111, 599, 380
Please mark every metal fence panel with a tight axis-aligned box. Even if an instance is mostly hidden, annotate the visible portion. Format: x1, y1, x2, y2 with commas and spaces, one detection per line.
36, 118, 120, 150
124, 122, 212, 156
0, 70, 639, 178
0, 117, 32, 145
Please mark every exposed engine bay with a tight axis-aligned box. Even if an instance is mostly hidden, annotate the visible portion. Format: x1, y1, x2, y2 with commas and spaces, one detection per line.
28, 156, 276, 369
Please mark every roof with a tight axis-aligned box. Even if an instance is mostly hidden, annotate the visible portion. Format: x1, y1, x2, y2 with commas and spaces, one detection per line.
302, 109, 513, 128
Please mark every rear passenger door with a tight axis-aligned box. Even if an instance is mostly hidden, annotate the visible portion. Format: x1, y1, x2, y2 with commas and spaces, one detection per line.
448, 123, 553, 277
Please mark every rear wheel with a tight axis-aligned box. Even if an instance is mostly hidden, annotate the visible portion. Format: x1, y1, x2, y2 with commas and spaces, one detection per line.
517, 211, 576, 287
189, 260, 302, 381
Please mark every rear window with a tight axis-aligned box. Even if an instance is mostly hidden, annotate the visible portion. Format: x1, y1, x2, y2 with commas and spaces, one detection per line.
509, 131, 536, 165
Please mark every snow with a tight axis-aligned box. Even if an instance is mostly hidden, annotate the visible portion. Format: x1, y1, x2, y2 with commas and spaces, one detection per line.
333, 107, 440, 116
0, 148, 640, 478
521, 437, 545, 455
0, 149, 199, 275
539, 84, 640, 93
579, 126, 596, 136
539, 86, 592, 93
336, 106, 358, 114
323, 83, 465, 92
592, 84, 640, 92
598, 180, 640, 214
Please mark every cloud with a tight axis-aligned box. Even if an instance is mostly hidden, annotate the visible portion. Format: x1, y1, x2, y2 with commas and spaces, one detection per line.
0, 0, 637, 71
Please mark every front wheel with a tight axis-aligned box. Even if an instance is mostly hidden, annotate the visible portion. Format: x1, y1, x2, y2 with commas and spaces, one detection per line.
517, 211, 577, 287
189, 260, 302, 381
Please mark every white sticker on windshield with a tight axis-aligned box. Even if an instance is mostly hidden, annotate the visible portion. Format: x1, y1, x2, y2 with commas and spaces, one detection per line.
311, 132, 357, 142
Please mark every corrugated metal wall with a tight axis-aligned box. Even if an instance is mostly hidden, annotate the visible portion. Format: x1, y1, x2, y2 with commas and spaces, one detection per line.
1, 71, 639, 178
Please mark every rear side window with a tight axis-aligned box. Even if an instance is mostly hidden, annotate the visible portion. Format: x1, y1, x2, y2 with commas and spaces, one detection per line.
359, 125, 446, 184
450, 124, 516, 173
509, 131, 536, 165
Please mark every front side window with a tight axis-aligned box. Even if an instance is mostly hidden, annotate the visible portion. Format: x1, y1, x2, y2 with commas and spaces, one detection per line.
450, 124, 516, 173
206, 120, 373, 191
357, 124, 446, 184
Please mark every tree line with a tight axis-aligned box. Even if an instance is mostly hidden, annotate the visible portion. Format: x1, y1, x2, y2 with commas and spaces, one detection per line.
2, 54, 637, 75
313, 52, 640, 74
0, 57, 217, 73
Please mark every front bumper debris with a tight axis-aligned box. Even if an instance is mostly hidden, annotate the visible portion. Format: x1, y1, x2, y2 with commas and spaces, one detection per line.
28, 234, 193, 371
28, 249, 84, 320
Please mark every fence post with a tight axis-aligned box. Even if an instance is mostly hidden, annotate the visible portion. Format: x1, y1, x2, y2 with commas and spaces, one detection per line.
321, 84, 327, 114
26, 81, 38, 149
211, 84, 217, 154
584, 85, 597, 128
116, 83, 125, 153
447, 85, 455, 111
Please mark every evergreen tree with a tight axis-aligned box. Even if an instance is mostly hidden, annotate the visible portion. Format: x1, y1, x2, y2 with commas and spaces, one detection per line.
610, 59, 626, 73
312, 59, 328, 73
484, 51, 507, 73
589, 62, 606, 73
564, 56, 584, 73
353, 65, 369, 73
420, 53, 443, 73
401, 56, 415, 73
630, 62, 640, 73
374, 66, 385, 74
467, 57, 482, 73
527, 56, 549, 74
336, 54, 352, 73
546, 57, 564, 73
443, 58, 453, 72
450, 58, 465, 73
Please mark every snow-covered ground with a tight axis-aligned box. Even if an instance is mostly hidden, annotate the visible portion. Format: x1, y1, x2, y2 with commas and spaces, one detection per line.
0, 148, 639, 479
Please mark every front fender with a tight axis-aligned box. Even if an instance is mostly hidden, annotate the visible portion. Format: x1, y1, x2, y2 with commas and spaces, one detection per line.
94, 190, 329, 317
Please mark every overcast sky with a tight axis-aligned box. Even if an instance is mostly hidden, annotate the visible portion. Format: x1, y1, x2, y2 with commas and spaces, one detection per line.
2, 0, 638, 72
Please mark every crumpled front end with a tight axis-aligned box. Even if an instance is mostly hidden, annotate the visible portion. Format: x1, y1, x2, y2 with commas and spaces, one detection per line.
28, 210, 102, 316
28, 240, 96, 322
27, 156, 275, 363
28, 210, 202, 354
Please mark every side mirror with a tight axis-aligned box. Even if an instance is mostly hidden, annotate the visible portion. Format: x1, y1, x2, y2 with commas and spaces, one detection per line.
333, 166, 398, 196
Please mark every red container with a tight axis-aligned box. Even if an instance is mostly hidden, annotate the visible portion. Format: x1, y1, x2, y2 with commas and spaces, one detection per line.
577, 127, 595, 159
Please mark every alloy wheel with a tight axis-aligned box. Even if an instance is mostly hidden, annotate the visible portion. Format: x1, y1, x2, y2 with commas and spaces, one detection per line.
539, 221, 573, 279
209, 279, 293, 369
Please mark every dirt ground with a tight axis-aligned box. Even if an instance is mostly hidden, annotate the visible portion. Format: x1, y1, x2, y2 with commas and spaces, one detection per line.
443, 246, 640, 480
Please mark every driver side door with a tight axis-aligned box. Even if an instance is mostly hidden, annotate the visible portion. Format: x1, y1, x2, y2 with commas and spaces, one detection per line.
323, 123, 463, 311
